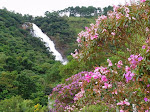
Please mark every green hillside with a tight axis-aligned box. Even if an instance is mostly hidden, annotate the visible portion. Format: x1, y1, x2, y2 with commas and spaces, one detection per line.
0, 8, 62, 111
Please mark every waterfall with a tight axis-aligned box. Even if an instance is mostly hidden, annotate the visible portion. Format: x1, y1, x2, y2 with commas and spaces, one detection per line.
31, 23, 67, 65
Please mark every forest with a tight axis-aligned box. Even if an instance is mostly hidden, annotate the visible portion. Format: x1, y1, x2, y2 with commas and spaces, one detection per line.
0, 0, 150, 112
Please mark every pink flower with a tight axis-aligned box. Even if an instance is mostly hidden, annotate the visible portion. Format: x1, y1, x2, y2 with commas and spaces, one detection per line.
146, 27, 149, 32
124, 71, 135, 82
76, 37, 81, 43
113, 5, 119, 12
112, 90, 118, 95
120, 110, 124, 112
74, 90, 85, 101
107, 59, 113, 67
124, 100, 130, 106
94, 67, 100, 72
102, 83, 112, 89
101, 75, 108, 82
85, 74, 91, 83
99, 15, 107, 20
92, 74, 99, 79
111, 32, 116, 36
117, 100, 130, 106
141, 0, 146, 2
125, 66, 130, 72
128, 54, 143, 69
102, 29, 107, 33
117, 101, 124, 105
117, 60, 123, 68
125, 7, 130, 13
142, 45, 146, 49
144, 97, 148, 102
146, 46, 150, 52
116, 13, 122, 20
99, 66, 110, 74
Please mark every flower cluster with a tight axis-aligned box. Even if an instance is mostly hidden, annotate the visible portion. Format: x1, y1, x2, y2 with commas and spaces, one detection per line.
50, 72, 86, 111
50, 1, 150, 111
117, 99, 130, 106
128, 54, 143, 69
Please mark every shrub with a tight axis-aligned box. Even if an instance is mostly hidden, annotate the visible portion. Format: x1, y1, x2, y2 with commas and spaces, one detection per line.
50, 0, 150, 111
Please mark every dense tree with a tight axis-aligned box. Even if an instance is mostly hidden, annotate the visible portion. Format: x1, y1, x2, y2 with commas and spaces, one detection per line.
0, 8, 62, 107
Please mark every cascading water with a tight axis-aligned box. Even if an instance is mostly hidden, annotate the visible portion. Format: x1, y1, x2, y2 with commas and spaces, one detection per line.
31, 23, 67, 65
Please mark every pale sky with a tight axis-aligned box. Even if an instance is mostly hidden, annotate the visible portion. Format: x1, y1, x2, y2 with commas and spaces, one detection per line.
0, 0, 138, 16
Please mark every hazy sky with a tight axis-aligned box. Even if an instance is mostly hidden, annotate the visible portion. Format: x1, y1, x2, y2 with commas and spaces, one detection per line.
0, 0, 138, 16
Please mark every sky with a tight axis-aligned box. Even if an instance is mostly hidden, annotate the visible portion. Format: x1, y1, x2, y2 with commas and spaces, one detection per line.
0, 0, 138, 17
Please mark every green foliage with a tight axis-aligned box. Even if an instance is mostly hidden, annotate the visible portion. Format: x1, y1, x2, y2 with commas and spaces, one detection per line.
0, 96, 34, 112
75, 103, 115, 112
31, 92, 48, 106
0, 96, 48, 112
0, 71, 18, 99
16, 74, 37, 99
45, 62, 62, 83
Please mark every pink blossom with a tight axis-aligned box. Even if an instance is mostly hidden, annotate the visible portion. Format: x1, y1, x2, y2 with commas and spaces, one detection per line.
102, 29, 107, 33
111, 32, 116, 36
125, 7, 130, 13
124, 100, 130, 106
141, 0, 146, 2
99, 66, 110, 74
120, 110, 124, 112
125, 14, 130, 18
146, 46, 150, 52
85, 74, 91, 83
74, 90, 85, 101
117, 100, 130, 106
116, 13, 121, 20
102, 83, 112, 89
142, 45, 146, 49
128, 54, 143, 69
113, 5, 119, 12
92, 74, 99, 79
146, 27, 149, 32
117, 60, 123, 68
107, 59, 113, 67
94, 67, 100, 72
144, 97, 148, 102
101, 75, 108, 82
117, 101, 124, 105
112, 90, 118, 95
124, 71, 135, 82
76, 37, 81, 43
99, 15, 107, 20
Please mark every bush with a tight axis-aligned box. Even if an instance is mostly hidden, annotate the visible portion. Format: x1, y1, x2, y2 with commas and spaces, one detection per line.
50, 1, 150, 112
0, 96, 34, 112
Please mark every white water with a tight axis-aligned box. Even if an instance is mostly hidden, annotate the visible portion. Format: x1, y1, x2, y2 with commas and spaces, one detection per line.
32, 23, 67, 65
